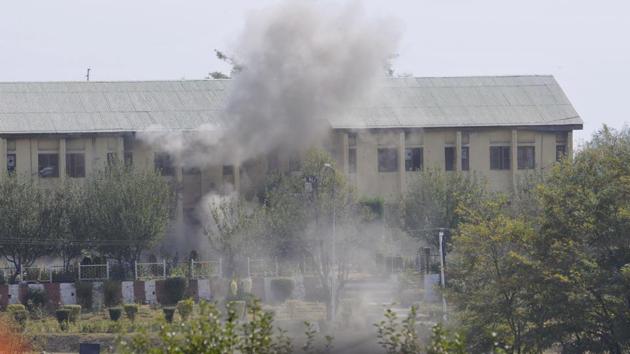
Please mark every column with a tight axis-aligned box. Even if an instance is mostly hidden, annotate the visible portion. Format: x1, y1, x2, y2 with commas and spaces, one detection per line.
455, 131, 462, 172
511, 129, 518, 191
567, 131, 573, 160
0, 138, 6, 179
398, 131, 406, 195
117, 136, 125, 163
59, 138, 66, 180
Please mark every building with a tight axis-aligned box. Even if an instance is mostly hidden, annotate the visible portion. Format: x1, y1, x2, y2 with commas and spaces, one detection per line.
0, 75, 582, 208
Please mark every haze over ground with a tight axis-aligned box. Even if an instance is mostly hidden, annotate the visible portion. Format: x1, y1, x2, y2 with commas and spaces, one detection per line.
1, 0, 628, 143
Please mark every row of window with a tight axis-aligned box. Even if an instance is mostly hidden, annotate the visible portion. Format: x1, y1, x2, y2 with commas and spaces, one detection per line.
352, 144, 567, 173
6, 152, 132, 178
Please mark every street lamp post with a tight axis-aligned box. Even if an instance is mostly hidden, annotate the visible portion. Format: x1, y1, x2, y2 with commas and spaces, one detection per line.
322, 163, 336, 323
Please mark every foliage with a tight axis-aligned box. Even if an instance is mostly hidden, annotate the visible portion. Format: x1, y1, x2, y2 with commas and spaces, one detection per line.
425, 324, 467, 354
55, 308, 71, 331
176, 299, 194, 320
86, 163, 174, 271
402, 168, 485, 248
161, 277, 187, 305
358, 196, 384, 221
104, 280, 122, 307
123, 304, 139, 321
62, 304, 81, 323
109, 307, 122, 321
7, 304, 28, 327
0, 315, 31, 352
117, 299, 325, 354
270, 277, 295, 303
24, 287, 48, 312
162, 307, 175, 323
75, 281, 93, 310
375, 306, 422, 354
0, 175, 57, 279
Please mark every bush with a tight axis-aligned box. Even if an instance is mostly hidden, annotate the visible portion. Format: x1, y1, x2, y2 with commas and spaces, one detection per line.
123, 304, 139, 321
163, 307, 175, 323
270, 278, 294, 303
162, 277, 187, 305
24, 287, 48, 311
176, 299, 193, 321
62, 305, 81, 323
104, 281, 122, 307
108, 307, 122, 321
75, 282, 93, 310
55, 309, 71, 331
7, 304, 28, 326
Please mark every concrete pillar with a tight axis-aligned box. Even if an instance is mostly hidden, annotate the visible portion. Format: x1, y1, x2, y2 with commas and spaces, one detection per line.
341, 133, 349, 175
455, 131, 462, 172
59, 138, 66, 180
398, 131, 406, 194
511, 129, 518, 190
0, 138, 6, 179
567, 131, 574, 160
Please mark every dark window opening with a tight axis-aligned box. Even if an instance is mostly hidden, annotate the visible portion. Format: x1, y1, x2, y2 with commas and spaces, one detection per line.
124, 152, 133, 166
405, 147, 423, 171
517, 146, 535, 170
444, 147, 455, 171
66, 153, 85, 178
377, 148, 398, 172
106, 152, 118, 166
38, 153, 59, 178
490, 146, 511, 170
7, 154, 16, 173
461, 146, 470, 171
348, 132, 357, 147
556, 145, 567, 161
349, 148, 357, 173
154, 153, 174, 176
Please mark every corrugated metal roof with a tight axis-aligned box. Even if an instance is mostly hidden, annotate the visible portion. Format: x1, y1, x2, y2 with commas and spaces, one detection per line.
0, 76, 582, 134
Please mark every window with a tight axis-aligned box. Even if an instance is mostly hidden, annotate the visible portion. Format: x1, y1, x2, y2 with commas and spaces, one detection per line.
405, 147, 423, 171
461, 146, 470, 171
38, 153, 59, 177
154, 153, 174, 176
7, 154, 16, 173
223, 165, 235, 186
66, 153, 85, 178
517, 146, 535, 170
490, 146, 510, 170
106, 152, 118, 166
124, 152, 133, 166
444, 147, 455, 171
556, 145, 567, 161
377, 148, 398, 172
348, 148, 357, 173
348, 132, 357, 147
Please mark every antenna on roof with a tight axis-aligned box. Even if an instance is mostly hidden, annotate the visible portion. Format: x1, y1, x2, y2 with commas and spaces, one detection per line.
86, 68, 91, 81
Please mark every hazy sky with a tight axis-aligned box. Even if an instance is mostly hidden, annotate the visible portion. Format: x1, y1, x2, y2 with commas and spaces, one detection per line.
1, 0, 628, 143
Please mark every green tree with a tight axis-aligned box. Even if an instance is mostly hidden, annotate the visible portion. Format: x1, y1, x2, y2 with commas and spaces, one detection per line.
0, 175, 57, 279
402, 169, 485, 248
85, 163, 174, 275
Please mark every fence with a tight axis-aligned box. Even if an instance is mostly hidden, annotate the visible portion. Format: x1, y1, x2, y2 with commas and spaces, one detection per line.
135, 260, 166, 280
191, 259, 222, 279
78, 263, 109, 281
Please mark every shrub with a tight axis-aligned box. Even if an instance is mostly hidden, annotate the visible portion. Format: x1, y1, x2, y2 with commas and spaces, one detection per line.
176, 299, 193, 321
55, 309, 71, 331
108, 307, 122, 321
7, 304, 28, 326
75, 282, 93, 310
104, 281, 122, 307
24, 287, 48, 311
270, 278, 294, 303
62, 304, 81, 323
123, 304, 139, 321
162, 277, 187, 305
163, 307, 175, 323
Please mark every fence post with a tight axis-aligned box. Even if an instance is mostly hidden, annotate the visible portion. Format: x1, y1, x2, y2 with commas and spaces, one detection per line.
163, 259, 166, 279
106, 261, 110, 280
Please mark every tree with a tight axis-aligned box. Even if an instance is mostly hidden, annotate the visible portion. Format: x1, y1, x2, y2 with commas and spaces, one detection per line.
0, 175, 57, 279
85, 163, 174, 274
402, 169, 485, 248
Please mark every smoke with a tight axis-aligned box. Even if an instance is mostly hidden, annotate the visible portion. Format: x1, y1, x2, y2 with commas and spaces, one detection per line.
222, 0, 400, 162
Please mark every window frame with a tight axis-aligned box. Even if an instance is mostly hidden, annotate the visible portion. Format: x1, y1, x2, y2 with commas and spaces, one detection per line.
556, 144, 567, 161
38, 153, 60, 178
444, 146, 455, 171
489, 146, 511, 170
461, 146, 470, 171
377, 147, 398, 173
154, 153, 175, 176
66, 153, 86, 178
405, 147, 423, 172
7, 153, 16, 173
517, 146, 536, 170
348, 147, 357, 173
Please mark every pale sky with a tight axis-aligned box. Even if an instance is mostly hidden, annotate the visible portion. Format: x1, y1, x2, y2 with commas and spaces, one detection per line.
1, 0, 629, 143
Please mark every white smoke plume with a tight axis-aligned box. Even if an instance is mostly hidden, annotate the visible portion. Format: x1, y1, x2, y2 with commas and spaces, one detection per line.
138, 0, 400, 166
